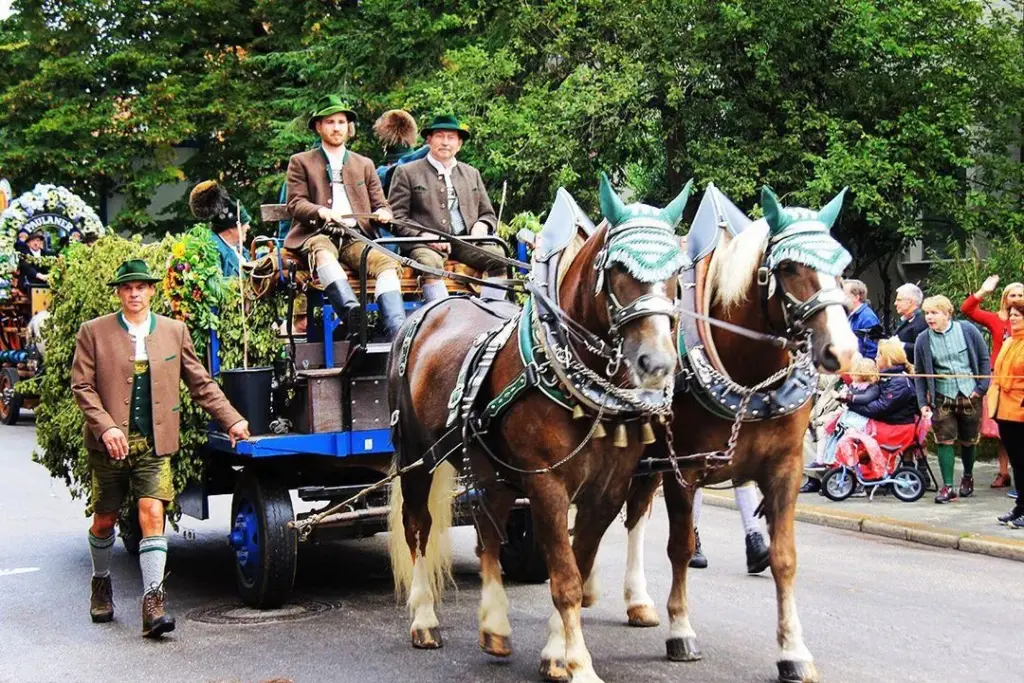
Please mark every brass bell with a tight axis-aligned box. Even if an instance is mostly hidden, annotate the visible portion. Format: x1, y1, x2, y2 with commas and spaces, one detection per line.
572, 404, 586, 420
640, 420, 657, 445
613, 422, 629, 448
593, 421, 607, 439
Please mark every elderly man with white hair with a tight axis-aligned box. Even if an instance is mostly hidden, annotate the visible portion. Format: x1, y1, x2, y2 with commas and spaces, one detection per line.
893, 282, 928, 363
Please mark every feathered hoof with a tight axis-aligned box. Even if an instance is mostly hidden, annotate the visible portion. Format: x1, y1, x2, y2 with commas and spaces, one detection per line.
778, 660, 820, 683
411, 626, 443, 649
626, 604, 660, 627
479, 631, 512, 658
666, 636, 702, 662
539, 657, 571, 682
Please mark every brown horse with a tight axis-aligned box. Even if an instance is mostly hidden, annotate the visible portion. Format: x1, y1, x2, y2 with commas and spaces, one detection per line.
613, 187, 858, 683
386, 176, 693, 683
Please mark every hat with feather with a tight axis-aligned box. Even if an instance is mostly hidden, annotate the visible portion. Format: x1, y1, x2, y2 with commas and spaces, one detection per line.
189, 180, 251, 232
373, 110, 418, 164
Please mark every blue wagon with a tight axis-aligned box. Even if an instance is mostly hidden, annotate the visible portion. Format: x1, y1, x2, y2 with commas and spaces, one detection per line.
133, 219, 543, 608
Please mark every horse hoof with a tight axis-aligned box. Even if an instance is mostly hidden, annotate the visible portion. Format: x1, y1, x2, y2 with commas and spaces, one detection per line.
411, 627, 443, 649
479, 631, 512, 658
778, 660, 820, 683
539, 657, 571, 682
626, 604, 660, 627
666, 636, 702, 662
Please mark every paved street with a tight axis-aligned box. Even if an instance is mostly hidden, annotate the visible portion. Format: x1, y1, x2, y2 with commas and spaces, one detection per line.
2, 421, 1021, 683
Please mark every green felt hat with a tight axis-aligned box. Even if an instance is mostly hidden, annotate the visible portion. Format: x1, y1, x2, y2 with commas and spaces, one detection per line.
107, 259, 162, 287
307, 94, 358, 131
421, 114, 471, 141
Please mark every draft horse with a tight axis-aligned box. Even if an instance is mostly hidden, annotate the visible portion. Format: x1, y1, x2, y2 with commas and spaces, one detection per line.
387, 174, 693, 683
616, 187, 858, 683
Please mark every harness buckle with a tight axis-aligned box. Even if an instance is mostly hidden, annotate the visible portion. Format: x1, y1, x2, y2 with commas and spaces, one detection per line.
756, 266, 771, 287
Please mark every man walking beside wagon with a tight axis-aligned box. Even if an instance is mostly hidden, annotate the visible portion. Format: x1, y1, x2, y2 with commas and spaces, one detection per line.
72, 259, 250, 637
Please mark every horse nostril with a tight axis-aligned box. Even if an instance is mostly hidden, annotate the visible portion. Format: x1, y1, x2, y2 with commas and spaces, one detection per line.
637, 352, 670, 377
637, 353, 653, 374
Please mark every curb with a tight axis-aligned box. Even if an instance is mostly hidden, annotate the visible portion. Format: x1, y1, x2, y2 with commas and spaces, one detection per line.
701, 489, 1024, 563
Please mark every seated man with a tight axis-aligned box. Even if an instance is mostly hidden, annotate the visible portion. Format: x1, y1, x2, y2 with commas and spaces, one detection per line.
19, 230, 53, 289
387, 114, 506, 302
285, 95, 405, 338
188, 180, 251, 278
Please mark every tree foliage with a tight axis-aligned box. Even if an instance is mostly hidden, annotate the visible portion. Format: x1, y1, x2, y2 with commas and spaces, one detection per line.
0, 0, 1020, 281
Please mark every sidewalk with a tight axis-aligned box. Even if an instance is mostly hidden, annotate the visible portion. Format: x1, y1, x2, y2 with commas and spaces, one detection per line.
702, 456, 1024, 562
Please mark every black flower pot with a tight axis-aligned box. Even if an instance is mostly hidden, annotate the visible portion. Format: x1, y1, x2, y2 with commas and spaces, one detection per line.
221, 367, 273, 436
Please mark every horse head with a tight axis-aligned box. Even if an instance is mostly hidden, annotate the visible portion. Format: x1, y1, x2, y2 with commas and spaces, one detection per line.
758, 186, 858, 373
589, 173, 693, 390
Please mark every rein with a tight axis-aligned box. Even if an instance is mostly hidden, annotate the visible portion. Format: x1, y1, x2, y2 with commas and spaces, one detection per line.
333, 214, 532, 270
335, 224, 526, 293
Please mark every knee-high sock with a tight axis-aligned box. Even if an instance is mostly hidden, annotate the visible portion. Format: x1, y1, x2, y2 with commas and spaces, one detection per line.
692, 488, 703, 528
373, 269, 401, 297
138, 536, 168, 593
89, 530, 115, 578
317, 258, 346, 288
937, 444, 955, 486
960, 444, 976, 477
734, 484, 761, 535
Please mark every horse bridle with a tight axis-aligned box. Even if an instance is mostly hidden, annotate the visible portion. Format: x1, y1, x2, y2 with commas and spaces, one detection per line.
594, 223, 681, 345
756, 238, 847, 338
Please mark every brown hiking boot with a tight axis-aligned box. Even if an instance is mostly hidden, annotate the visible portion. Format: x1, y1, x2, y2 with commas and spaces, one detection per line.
90, 575, 114, 623
959, 475, 975, 498
141, 588, 176, 639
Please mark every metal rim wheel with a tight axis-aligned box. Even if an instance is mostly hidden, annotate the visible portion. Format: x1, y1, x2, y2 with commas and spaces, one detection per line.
229, 469, 297, 608
500, 508, 548, 583
0, 367, 22, 426
822, 466, 856, 501
890, 466, 925, 502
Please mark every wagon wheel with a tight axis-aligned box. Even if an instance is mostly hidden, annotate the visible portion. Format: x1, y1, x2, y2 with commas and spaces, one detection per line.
229, 469, 297, 608
0, 367, 23, 426
118, 503, 142, 556
500, 508, 548, 584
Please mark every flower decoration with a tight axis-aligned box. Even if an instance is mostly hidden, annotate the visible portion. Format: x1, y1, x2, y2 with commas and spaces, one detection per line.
0, 184, 105, 299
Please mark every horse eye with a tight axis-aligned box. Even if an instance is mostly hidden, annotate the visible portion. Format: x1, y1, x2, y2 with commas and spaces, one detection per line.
780, 262, 799, 275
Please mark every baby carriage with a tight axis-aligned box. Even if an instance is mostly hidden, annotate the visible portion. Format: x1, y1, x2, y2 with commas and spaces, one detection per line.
820, 415, 934, 503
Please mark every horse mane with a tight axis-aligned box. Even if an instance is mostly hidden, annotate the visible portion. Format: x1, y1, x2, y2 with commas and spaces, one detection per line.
708, 220, 769, 310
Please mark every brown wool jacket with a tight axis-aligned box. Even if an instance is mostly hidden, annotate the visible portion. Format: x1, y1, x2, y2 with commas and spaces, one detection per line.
284, 147, 389, 250
387, 158, 497, 238
71, 313, 244, 456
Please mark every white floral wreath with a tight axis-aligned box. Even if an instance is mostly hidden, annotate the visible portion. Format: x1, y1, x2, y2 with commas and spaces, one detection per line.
0, 184, 106, 298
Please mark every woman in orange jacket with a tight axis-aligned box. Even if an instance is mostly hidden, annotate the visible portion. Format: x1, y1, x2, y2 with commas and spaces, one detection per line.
990, 302, 1024, 528
962, 275, 1024, 490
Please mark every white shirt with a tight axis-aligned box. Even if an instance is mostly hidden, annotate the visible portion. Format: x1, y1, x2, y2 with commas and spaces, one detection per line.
120, 312, 151, 361
323, 145, 356, 227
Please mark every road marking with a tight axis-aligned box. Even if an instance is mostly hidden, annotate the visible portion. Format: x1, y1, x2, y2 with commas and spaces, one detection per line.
0, 567, 40, 577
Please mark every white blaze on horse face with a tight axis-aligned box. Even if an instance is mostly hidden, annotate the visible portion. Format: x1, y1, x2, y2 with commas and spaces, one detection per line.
478, 576, 511, 637
818, 273, 858, 370
623, 514, 655, 612
627, 281, 676, 390
408, 554, 439, 629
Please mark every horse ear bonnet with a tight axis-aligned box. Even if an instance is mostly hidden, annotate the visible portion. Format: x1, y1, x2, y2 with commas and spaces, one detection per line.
599, 172, 627, 226
761, 186, 784, 235
815, 187, 848, 230
189, 181, 231, 221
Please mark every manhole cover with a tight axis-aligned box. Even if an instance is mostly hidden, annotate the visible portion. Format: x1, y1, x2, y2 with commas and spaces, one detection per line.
190, 599, 333, 625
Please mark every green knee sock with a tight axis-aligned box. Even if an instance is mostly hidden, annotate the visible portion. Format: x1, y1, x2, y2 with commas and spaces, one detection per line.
937, 444, 955, 486
961, 445, 976, 477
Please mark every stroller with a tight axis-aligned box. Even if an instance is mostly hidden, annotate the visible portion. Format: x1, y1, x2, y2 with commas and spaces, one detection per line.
820, 416, 936, 502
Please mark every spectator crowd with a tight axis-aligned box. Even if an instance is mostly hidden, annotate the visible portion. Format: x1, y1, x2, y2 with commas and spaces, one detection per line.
802, 276, 1024, 531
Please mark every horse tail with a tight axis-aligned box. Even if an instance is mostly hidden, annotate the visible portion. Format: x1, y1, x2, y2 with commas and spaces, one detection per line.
388, 462, 457, 604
